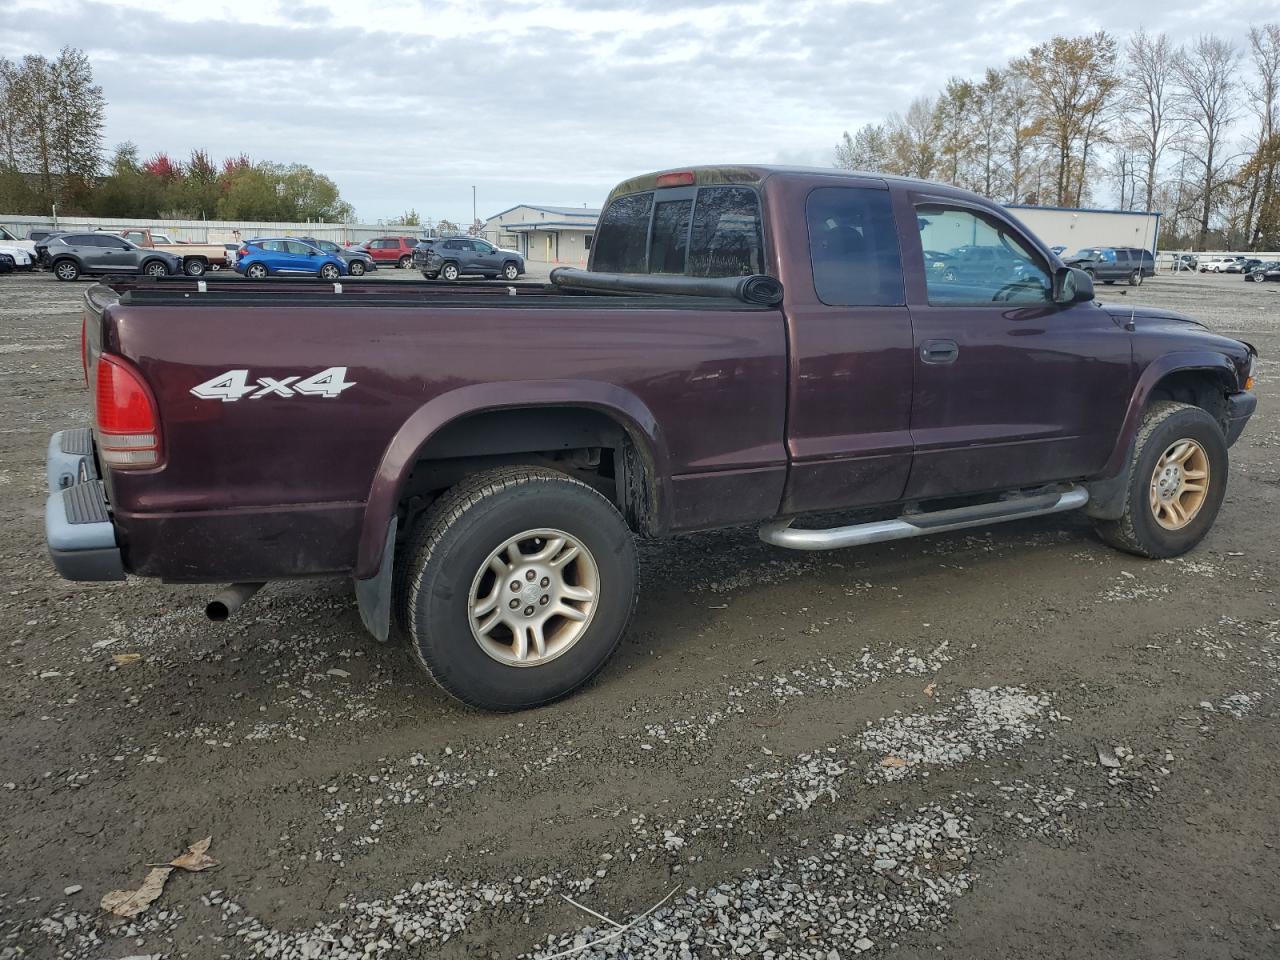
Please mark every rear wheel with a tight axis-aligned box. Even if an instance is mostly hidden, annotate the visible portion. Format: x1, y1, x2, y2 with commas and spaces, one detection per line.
398, 255, 412, 269
53, 259, 80, 282
441, 261, 460, 281
143, 260, 169, 278
1093, 401, 1228, 559
397, 466, 638, 711
184, 258, 206, 277
245, 263, 268, 279
348, 259, 366, 277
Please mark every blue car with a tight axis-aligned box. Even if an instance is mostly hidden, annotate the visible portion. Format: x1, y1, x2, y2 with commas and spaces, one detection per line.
235, 238, 347, 280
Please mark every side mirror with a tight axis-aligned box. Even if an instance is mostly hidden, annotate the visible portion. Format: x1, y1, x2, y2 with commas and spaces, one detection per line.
1054, 266, 1094, 304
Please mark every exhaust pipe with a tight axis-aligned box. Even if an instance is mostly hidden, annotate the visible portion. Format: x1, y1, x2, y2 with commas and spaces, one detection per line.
206, 582, 266, 621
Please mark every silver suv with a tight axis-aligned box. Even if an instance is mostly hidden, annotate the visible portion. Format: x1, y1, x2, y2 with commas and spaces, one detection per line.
44, 233, 180, 282
415, 237, 525, 281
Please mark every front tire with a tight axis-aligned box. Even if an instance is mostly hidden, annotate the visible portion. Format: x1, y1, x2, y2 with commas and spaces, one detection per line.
1093, 401, 1228, 559
319, 263, 341, 281
1128, 270, 1141, 286
503, 261, 520, 281
398, 466, 638, 711
143, 260, 169, 278
348, 260, 366, 277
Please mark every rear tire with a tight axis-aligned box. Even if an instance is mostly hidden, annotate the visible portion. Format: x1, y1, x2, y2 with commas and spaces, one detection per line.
397, 466, 638, 711
245, 263, 268, 279
53, 259, 80, 281
184, 258, 206, 277
398, 255, 412, 269
1093, 401, 1228, 559
441, 261, 460, 281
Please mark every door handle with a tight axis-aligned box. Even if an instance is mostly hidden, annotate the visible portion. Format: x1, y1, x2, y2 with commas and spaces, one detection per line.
920, 339, 959, 364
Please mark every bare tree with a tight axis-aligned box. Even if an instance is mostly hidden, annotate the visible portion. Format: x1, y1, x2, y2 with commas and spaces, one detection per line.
1241, 24, 1280, 247
1173, 35, 1241, 248
886, 97, 941, 180
1123, 29, 1177, 211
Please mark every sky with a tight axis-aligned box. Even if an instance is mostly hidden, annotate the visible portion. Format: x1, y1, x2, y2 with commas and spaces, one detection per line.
0, 0, 1268, 224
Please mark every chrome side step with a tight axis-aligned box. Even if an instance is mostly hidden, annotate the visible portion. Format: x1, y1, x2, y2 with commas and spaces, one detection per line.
759, 486, 1090, 552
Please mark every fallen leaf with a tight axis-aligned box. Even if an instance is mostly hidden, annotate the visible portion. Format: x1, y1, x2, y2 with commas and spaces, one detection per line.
923, 682, 937, 698
101, 866, 172, 917
169, 836, 218, 872
880, 756, 908, 769
112, 653, 142, 666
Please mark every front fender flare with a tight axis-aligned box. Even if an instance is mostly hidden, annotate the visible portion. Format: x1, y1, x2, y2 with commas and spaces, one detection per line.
353, 380, 670, 578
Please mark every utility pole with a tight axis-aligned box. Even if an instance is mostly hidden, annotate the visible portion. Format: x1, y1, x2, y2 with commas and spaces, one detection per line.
472, 185, 477, 228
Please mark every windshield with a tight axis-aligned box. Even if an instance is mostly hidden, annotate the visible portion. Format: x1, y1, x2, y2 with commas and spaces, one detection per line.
1073, 248, 1103, 259
0, 227, 17, 242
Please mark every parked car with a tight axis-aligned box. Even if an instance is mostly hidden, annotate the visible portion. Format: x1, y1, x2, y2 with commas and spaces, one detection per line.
234, 238, 347, 280
26, 229, 56, 243
300, 237, 377, 276
51, 164, 1257, 711
0, 225, 38, 258
363, 236, 420, 269
416, 237, 526, 281
1222, 257, 1251, 274
223, 243, 240, 267
1199, 256, 1240, 273
116, 229, 228, 276
931, 244, 1033, 285
1169, 253, 1198, 271
0, 241, 34, 271
43, 232, 180, 281
1247, 260, 1280, 282
1238, 258, 1264, 278
1062, 247, 1155, 285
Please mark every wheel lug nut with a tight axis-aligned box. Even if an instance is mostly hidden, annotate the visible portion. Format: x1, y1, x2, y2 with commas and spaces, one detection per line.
526, 570, 536, 582
540, 577, 550, 588
509, 599, 519, 609
524, 605, 535, 616
539, 595, 549, 605
510, 581, 521, 592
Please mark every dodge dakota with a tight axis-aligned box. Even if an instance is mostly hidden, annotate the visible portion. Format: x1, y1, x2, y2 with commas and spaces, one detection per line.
47, 165, 1258, 710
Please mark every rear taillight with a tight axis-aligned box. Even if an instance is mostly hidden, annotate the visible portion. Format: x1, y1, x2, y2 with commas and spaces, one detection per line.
238, 247, 249, 258
80, 316, 89, 383
95, 354, 161, 468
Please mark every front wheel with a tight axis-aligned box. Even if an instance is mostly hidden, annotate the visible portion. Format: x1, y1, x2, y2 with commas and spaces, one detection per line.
397, 466, 638, 711
503, 261, 520, 281
184, 258, 206, 277
348, 259, 366, 276
143, 260, 169, 277
319, 263, 341, 281
1128, 270, 1142, 286
1093, 401, 1228, 559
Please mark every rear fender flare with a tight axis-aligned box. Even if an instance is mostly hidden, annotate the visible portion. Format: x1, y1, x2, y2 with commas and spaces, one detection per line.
1096, 351, 1240, 482
354, 380, 670, 577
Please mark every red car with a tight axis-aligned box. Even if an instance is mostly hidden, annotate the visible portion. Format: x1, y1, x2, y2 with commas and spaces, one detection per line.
362, 236, 419, 268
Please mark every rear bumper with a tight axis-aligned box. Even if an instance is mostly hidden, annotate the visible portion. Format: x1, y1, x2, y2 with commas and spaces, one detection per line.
45, 429, 125, 581
1225, 391, 1257, 447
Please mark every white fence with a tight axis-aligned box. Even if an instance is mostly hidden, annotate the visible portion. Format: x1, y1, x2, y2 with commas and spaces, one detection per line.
0, 213, 431, 245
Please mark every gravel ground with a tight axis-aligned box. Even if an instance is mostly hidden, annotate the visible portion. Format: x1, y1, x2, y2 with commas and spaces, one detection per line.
0, 270, 1277, 960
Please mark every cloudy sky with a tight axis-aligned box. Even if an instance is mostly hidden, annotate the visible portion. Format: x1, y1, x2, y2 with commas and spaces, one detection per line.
0, 0, 1267, 223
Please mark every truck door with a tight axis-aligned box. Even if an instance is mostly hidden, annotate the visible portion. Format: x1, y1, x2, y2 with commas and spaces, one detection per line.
901, 197, 1134, 500
778, 179, 916, 514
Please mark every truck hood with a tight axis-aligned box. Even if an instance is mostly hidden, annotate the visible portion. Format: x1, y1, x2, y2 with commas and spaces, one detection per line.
1099, 303, 1210, 332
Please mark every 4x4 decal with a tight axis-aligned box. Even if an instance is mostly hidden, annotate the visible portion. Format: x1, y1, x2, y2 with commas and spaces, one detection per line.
190, 367, 355, 402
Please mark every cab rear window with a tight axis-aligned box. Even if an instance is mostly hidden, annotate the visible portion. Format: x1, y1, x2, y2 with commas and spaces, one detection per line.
592, 186, 764, 277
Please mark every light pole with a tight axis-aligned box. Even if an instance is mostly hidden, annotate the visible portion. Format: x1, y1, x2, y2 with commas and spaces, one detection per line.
472, 185, 477, 230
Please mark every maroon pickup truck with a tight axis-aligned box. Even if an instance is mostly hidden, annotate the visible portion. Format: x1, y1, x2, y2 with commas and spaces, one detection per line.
47, 166, 1257, 710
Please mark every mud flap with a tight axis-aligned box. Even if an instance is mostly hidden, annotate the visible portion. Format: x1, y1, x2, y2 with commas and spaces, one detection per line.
355, 517, 396, 642
1085, 440, 1135, 521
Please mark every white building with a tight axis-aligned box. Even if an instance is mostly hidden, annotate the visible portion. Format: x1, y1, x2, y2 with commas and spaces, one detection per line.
1006, 204, 1162, 257
481, 204, 599, 268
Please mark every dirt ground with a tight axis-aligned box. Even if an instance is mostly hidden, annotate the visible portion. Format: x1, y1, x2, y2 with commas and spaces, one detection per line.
0, 269, 1277, 960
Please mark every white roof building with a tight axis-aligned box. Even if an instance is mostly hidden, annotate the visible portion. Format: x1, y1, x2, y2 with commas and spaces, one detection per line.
481, 204, 600, 268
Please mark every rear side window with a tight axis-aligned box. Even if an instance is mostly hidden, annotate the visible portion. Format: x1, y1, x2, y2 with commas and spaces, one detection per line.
592, 192, 653, 273
806, 187, 904, 306
688, 186, 763, 277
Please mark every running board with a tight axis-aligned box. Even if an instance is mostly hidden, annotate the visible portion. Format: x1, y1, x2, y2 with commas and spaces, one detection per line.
759, 486, 1090, 551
